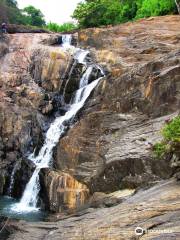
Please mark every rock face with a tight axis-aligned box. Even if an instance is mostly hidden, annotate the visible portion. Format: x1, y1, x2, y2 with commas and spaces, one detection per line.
29, 48, 70, 92
41, 169, 89, 212
0, 31, 94, 212
0, 33, 74, 199
0, 15, 180, 221
0, 34, 8, 58
55, 15, 180, 193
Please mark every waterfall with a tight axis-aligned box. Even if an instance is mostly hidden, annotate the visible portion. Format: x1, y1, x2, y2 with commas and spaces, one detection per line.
62, 34, 72, 48
74, 49, 89, 64
8, 162, 19, 196
11, 35, 104, 213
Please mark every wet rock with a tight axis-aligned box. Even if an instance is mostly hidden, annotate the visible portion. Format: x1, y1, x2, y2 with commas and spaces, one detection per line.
41, 34, 63, 45
29, 47, 70, 92
9, 158, 36, 198
0, 173, 6, 194
62, 61, 84, 103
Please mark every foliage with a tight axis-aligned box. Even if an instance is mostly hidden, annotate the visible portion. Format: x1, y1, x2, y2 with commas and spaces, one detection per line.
46, 22, 77, 33
162, 116, 180, 142
73, 0, 177, 28
22, 5, 46, 26
73, 0, 137, 28
136, 0, 176, 18
0, 1, 45, 27
153, 142, 169, 158
153, 116, 180, 158
0, 0, 24, 24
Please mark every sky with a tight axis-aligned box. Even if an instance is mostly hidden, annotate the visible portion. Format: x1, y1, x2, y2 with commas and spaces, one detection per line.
17, 0, 83, 24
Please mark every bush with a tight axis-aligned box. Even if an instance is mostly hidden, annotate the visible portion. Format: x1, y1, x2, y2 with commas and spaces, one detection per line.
73, 0, 137, 28
136, 0, 176, 19
153, 142, 169, 158
73, 0, 177, 28
46, 22, 77, 33
22, 5, 46, 27
153, 116, 180, 158
162, 116, 180, 142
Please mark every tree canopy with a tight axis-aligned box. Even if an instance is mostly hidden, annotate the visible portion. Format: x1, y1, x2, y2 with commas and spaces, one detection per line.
22, 5, 45, 26
73, 0, 177, 28
0, 0, 178, 31
0, 0, 24, 24
0, 1, 45, 27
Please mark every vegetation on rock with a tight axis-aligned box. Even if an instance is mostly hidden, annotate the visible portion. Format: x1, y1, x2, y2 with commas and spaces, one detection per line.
153, 116, 180, 158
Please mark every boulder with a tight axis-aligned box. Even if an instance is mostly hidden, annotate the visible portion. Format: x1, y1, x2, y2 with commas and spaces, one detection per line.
40, 169, 89, 212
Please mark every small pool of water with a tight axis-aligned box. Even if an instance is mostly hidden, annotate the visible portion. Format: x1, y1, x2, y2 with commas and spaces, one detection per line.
0, 196, 47, 222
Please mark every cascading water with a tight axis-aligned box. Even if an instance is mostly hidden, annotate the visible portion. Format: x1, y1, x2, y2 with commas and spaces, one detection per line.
8, 162, 20, 196
62, 34, 72, 48
74, 49, 90, 64
10, 35, 104, 213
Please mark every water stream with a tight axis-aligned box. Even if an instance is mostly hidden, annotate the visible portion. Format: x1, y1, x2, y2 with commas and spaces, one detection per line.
0, 34, 104, 217
7, 162, 19, 197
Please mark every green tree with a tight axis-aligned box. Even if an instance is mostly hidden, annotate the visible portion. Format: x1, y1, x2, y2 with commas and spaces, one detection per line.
73, 0, 137, 28
22, 5, 46, 26
6, 0, 17, 7
136, 0, 176, 18
0, 0, 23, 24
47, 22, 77, 32
73, 0, 177, 28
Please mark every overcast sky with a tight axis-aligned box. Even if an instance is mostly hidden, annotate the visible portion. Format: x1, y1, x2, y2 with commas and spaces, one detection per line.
17, 0, 83, 24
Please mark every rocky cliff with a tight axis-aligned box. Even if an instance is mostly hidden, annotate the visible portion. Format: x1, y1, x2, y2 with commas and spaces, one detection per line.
0, 32, 75, 198
0, 15, 180, 239
55, 15, 180, 194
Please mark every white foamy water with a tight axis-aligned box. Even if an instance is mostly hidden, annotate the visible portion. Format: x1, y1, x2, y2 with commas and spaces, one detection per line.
74, 49, 89, 64
11, 35, 103, 213
61, 35, 89, 64
80, 66, 93, 88
62, 34, 72, 48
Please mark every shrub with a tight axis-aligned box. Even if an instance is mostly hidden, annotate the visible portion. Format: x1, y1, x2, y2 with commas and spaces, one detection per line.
153, 142, 169, 158
153, 116, 180, 158
162, 116, 180, 142
136, 0, 176, 19
46, 22, 77, 33
73, 0, 177, 28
